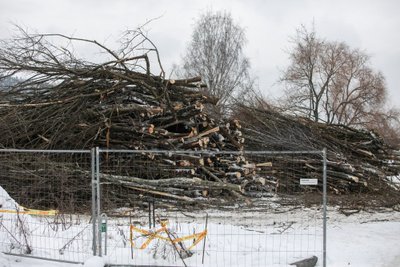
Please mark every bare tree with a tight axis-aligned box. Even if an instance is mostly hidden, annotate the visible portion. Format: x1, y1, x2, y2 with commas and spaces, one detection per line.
326, 50, 386, 126
280, 26, 329, 121
180, 10, 253, 115
280, 26, 387, 127
367, 108, 400, 149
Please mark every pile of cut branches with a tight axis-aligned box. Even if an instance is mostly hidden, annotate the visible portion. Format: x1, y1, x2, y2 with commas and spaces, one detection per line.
0, 29, 248, 209
0, 29, 243, 152
0, 29, 398, 210
236, 105, 400, 204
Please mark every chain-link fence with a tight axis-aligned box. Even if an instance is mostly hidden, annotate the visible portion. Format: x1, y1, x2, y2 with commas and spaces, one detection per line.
96, 149, 327, 267
0, 149, 95, 263
0, 148, 327, 266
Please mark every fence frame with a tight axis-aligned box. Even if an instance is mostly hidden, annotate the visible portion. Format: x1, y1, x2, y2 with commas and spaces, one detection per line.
96, 148, 328, 267
0, 148, 93, 264
0, 148, 327, 266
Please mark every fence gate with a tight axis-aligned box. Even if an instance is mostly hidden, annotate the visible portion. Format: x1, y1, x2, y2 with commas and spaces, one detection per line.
0, 149, 95, 264
96, 149, 327, 267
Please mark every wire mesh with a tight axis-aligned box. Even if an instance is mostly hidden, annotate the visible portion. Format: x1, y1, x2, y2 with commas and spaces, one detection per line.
98, 150, 325, 267
0, 149, 94, 263
0, 149, 326, 266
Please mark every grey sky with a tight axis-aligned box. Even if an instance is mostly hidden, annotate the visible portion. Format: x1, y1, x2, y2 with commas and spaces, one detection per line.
1, 0, 399, 107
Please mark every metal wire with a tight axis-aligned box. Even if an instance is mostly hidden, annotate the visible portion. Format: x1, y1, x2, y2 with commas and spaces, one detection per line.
0, 149, 94, 263
0, 148, 327, 266
98, 150, 326, 267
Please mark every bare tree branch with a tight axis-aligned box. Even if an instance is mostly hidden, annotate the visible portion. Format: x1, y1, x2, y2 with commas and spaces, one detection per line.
280, 25, 387, 128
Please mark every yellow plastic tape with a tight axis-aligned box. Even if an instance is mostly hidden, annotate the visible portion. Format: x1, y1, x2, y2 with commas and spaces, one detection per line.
130, 224, 207, 250
0, 206, 58, 216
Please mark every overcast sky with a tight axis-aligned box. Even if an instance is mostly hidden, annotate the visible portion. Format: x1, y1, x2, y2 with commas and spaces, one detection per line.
1, 0, 399, 107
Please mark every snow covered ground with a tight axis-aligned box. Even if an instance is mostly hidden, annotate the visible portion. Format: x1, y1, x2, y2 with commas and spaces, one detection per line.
0, 208, 399, 267
326, 208, 400, 267
1, 183, 400, 267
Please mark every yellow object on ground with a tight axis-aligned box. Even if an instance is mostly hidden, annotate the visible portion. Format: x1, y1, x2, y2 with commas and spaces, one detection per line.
0, 206, 58, 216
130, 223, 207, 250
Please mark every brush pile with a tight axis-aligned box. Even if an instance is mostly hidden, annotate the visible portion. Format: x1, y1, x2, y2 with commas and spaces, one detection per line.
237, 106, 400, 201
0, 32, 244, 152
0, 29, 249, 209
0, 29, 399, 210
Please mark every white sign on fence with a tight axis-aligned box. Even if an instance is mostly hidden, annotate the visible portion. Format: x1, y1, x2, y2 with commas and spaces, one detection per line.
300, 178, 318, 185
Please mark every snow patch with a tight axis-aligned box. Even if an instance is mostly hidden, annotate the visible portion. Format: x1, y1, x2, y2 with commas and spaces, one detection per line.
0, 186, 19, 210
0, 186, 34, 255
388, 175, 400, 184
0, 253, 10, 267
387, 175, 400, 190
83, 256, 105, 267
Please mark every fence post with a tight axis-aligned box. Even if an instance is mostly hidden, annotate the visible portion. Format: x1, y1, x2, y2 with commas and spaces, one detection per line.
322, 148, 327, 267
95, 147, 102, 257
91, 148, 97, 256
100, 213, 108, 256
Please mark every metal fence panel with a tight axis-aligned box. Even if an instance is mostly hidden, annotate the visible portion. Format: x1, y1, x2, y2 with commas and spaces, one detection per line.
97, 149, 326, 267
0, 148, 327, 266
0, 149, 94, 263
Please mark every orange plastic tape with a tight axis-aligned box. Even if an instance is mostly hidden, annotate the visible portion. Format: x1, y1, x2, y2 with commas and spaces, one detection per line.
0, 206, 58, 216
130, 224, 207, 250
